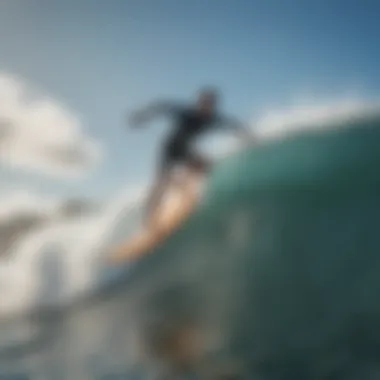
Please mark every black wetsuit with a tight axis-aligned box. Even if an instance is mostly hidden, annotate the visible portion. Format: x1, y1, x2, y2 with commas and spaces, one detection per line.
150, 103, 242, 172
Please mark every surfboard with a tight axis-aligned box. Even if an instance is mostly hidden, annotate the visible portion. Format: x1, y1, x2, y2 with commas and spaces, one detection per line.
108, 172, 205, 264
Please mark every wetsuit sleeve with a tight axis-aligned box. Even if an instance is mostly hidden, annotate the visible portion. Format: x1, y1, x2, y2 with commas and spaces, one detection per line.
129, 101, 182, 126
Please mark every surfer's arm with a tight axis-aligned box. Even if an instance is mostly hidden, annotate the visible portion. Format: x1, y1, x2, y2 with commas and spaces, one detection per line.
128, 102, 181, 127
218, 115, 255, 141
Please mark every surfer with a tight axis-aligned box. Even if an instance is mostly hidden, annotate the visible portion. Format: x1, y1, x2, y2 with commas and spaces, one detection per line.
129, 88, 252, 226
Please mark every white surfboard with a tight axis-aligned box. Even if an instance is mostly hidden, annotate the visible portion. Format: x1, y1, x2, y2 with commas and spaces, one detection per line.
108, 172, 204, 264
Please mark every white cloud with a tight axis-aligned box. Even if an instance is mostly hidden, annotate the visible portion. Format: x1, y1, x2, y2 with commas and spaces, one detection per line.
0, 72, 103, 179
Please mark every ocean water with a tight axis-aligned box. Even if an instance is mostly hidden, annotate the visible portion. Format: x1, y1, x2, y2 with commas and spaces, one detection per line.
1, 115, 380, 379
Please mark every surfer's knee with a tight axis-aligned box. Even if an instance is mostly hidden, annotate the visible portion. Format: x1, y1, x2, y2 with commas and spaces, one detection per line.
189, 157, 211, 176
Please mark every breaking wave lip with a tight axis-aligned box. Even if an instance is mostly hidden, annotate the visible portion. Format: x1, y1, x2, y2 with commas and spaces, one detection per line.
0, 188, 147, 318
254, 97, 380, 140
48, 193, 147, 302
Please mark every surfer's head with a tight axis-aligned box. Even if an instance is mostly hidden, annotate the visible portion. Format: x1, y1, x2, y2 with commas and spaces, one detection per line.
196, 87, 218, 115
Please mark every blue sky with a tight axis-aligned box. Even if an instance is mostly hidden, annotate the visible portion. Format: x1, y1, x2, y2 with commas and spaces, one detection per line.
1, 0, 380, 199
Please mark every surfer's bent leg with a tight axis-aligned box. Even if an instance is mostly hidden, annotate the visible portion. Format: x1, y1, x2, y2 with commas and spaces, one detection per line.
144, 145, 177, 226
172, 150, 211, 204
187, 150, 212, 176
145, 170, 170, 226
